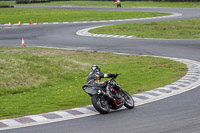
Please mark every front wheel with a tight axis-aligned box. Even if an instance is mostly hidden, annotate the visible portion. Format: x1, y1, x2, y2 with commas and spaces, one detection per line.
123, 91, 135, 109
92, 95, 110, 114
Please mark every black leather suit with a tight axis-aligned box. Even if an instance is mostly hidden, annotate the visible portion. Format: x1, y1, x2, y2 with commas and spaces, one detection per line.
87, 71, 115, 88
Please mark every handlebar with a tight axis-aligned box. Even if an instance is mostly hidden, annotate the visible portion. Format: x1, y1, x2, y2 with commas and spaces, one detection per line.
111, 73, 120, 80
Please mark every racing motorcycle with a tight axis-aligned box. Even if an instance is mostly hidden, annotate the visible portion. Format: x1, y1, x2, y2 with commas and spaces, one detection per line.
82, 74, 134, 114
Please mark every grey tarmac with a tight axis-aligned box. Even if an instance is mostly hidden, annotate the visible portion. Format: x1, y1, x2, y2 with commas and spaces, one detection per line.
0, 6, 200, 133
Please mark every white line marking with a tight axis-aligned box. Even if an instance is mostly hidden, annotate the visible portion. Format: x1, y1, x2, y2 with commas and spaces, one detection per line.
0, 119, 23, 127
27, 115, 49, 122
53, 111, 73, 117
72, 108, 95, 114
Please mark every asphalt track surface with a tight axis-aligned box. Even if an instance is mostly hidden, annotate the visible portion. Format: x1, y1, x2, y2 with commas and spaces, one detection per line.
0, 6, 200, 133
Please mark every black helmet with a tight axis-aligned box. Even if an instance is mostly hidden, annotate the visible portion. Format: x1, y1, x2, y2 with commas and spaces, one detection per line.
91, 65, 100, 72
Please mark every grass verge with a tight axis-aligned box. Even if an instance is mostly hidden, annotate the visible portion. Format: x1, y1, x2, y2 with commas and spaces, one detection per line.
0, 47, 187, 119
0, 8, 170, 24
0, 1, 12, 6
90, 18, 200, 39
12, 1, 200, 8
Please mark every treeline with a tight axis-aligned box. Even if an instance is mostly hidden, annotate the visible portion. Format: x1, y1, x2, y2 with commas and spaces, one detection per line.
50, 0, 200, 1
0, 0, 199, 2
15, 0, 50, 4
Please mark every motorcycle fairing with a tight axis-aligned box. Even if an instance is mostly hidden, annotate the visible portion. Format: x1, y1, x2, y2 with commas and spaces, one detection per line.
82, 85, 102, 95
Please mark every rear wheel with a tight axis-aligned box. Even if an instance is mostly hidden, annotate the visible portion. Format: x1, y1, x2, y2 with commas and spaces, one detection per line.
92, 95, 110, 114
123, 91, 135, 109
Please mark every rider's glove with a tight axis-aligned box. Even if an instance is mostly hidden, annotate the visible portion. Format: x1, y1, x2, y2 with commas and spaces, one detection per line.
108, 73, 118, 78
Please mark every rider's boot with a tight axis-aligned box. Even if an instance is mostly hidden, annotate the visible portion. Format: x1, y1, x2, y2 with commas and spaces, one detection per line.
105, 85, 111, 98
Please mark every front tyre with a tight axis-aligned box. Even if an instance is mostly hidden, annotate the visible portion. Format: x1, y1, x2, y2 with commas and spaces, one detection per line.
123, 91, 135, 109
92, 95, 110, 114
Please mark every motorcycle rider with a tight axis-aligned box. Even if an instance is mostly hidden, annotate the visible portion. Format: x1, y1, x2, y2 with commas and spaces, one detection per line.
87, 65, 118, 97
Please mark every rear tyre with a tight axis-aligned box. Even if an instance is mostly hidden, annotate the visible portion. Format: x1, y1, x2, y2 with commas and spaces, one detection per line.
123, 91, 135, 109
92, 95, 110, 114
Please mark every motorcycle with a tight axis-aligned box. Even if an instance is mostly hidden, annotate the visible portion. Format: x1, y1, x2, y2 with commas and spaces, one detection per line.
82, 74, 134, 114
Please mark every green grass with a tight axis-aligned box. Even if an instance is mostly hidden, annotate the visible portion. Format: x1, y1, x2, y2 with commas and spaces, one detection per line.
0, 8, 170, 24
17, 1, 200, 8
0, 1, 14, 6
90, 19, 200, 39
0, 47, 187, 119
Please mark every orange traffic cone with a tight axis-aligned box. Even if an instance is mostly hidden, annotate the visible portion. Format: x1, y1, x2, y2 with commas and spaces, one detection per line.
36, 19, 38, 24
30, 20, 32, 25
9, 21, 11, 27
21, 38, 25, 47
18, 21, 21, 26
